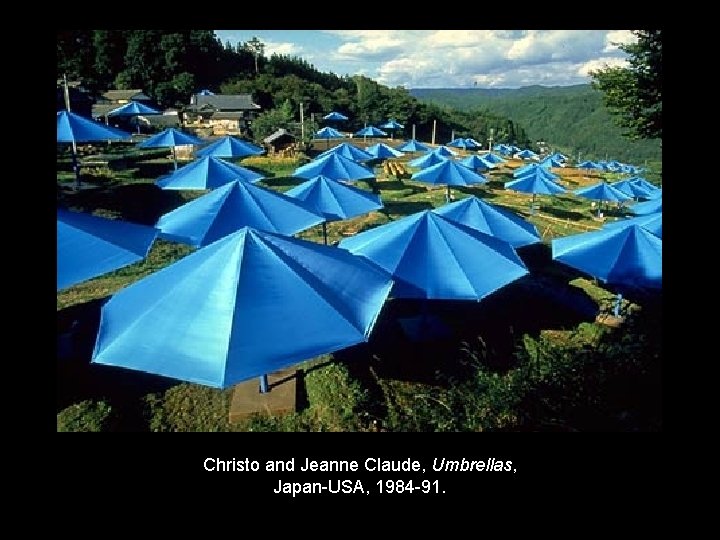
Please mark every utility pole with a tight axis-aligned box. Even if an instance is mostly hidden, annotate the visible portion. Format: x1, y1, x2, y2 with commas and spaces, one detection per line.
412, 124, 416, 140
431, 120, 436, 145
450, 129, 455, 142
488, 128, 494, 152
63, 73, 81, 191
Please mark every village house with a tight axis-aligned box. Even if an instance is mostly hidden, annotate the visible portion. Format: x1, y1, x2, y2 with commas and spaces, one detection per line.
184, 93, 261, 137
263, 128, 297, 156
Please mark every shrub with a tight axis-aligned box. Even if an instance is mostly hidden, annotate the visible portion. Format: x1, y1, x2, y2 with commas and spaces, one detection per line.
57, 400, 116, 432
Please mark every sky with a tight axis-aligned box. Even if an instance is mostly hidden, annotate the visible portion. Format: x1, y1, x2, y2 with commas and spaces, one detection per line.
214, 30, 636, 89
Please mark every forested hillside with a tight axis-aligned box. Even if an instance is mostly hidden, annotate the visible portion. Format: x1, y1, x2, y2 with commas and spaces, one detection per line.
412, 85, 662, 163
57, 30, 530, 148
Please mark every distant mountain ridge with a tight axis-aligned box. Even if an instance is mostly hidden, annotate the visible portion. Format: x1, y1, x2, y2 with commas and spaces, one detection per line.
411, 85, 661, 163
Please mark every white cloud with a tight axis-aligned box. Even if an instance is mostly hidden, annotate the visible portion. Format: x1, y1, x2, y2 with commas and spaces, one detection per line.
604, 30, 636, 52
577, 57, 630, 77
264, 41, 302, 57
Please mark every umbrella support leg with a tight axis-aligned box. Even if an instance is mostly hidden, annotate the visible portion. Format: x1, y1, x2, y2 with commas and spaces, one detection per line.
531, 193, 537, 214
322, 222, 328, 245
446, 185, 452, 203
613, 293, 623, 317
259, 374, 269, 394
172, 147, 178, 170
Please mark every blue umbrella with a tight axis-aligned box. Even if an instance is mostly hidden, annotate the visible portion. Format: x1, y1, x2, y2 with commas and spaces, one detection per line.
355, 126, 388, 141
459, 155, 493, 172
196, 136, 265, 159
395, 139, 430, 153
427, 146, 457, 157
514, 163, 559, 180
323, 111, 349, 121
539, 156, 564, 169
137, 128, 204, 170
434, 196, 540, 248
339, 210, 528, 300
317, 142, 374, 162
155, 156, 263, 190
604, 213, 662, 239
107, 101, 162, 134
627, 176, 660, 193
293, 153, 375, 182
505, 169, 566, 213
379, 119, 404, 139
629, 197, 662, 216
198, 89, 215, 95
574, 182, 632, 217
552, 224, 662, 291
610, 179, 654, 200
314, 126, 344, 148
482, 152, 506, 164
92, 227, 394, 391
577, 160, 602, 170
365, 142, 404, 160
411, 159, 487, 201
57, 209, 157, 291
57, 111, 132, 190
447, 138, 480, 150
408, 152, 449, 169
285, 175, 383, 244
516, 149, 538, 160
156, 180, 324, 247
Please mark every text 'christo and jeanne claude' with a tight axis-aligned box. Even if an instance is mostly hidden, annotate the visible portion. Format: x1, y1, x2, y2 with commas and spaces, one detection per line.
203, 457, 516, 473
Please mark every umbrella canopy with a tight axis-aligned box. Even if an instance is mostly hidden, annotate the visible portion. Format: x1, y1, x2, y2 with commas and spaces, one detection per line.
459, 155, 493, 171
481, 152, 506, 164
156, 180, 324, 247
323, 111, 349, 121
573, 182, 632, 203
315, 126, 344, 139
516, 149, 538, 159
395, 139, 430, 153
293, 153, 375, 182
408, 152, 449, 169
610, 179, 654, 199
380, 119, 404, 130
577, 160, 602, 170
355, 126, 388, 137
513, 163, 559, 180
285, 175, 383, 221
411, 160, 487, 201
427, 146, 457, 157
552, 225, 662, 289
447, 138, 480, 150
317, 142, 374, 162
155, 156, 263, 190
365, 143, 404, 159
627, 176, 660, 193
629, 197, 662, 216
604, 212, 662, 238
196, 136, 265, 159
434, 196, 541, 248
137, 128, 204, 148
198, 89, 215, 95
92, 227, 394, 389
107, 101, 161, 117
57, 209, 158, 291
138, 128, 205, 170
57, 110, 131, 143
338, 210, 528, 300
505, 171, 567, 195
539, 156, 565, 169
549, 152, 568, 162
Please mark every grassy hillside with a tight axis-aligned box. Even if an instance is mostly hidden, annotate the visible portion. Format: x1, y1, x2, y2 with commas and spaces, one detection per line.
411, 85, 662, 164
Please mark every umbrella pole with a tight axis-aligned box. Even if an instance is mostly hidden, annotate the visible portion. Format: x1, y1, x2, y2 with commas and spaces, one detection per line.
322, 222, 328, 245
446, 185, 451, 203
172, 146, 178, 170
259, 374, 269, 394
532, 193, 537, 214
71, 140, 81, 191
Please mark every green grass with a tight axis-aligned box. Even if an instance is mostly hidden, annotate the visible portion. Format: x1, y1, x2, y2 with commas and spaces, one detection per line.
57, 146, 661, 431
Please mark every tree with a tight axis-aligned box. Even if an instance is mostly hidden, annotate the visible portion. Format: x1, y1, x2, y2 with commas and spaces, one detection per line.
243, 37, 265, 74
590, 30, 662, 140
